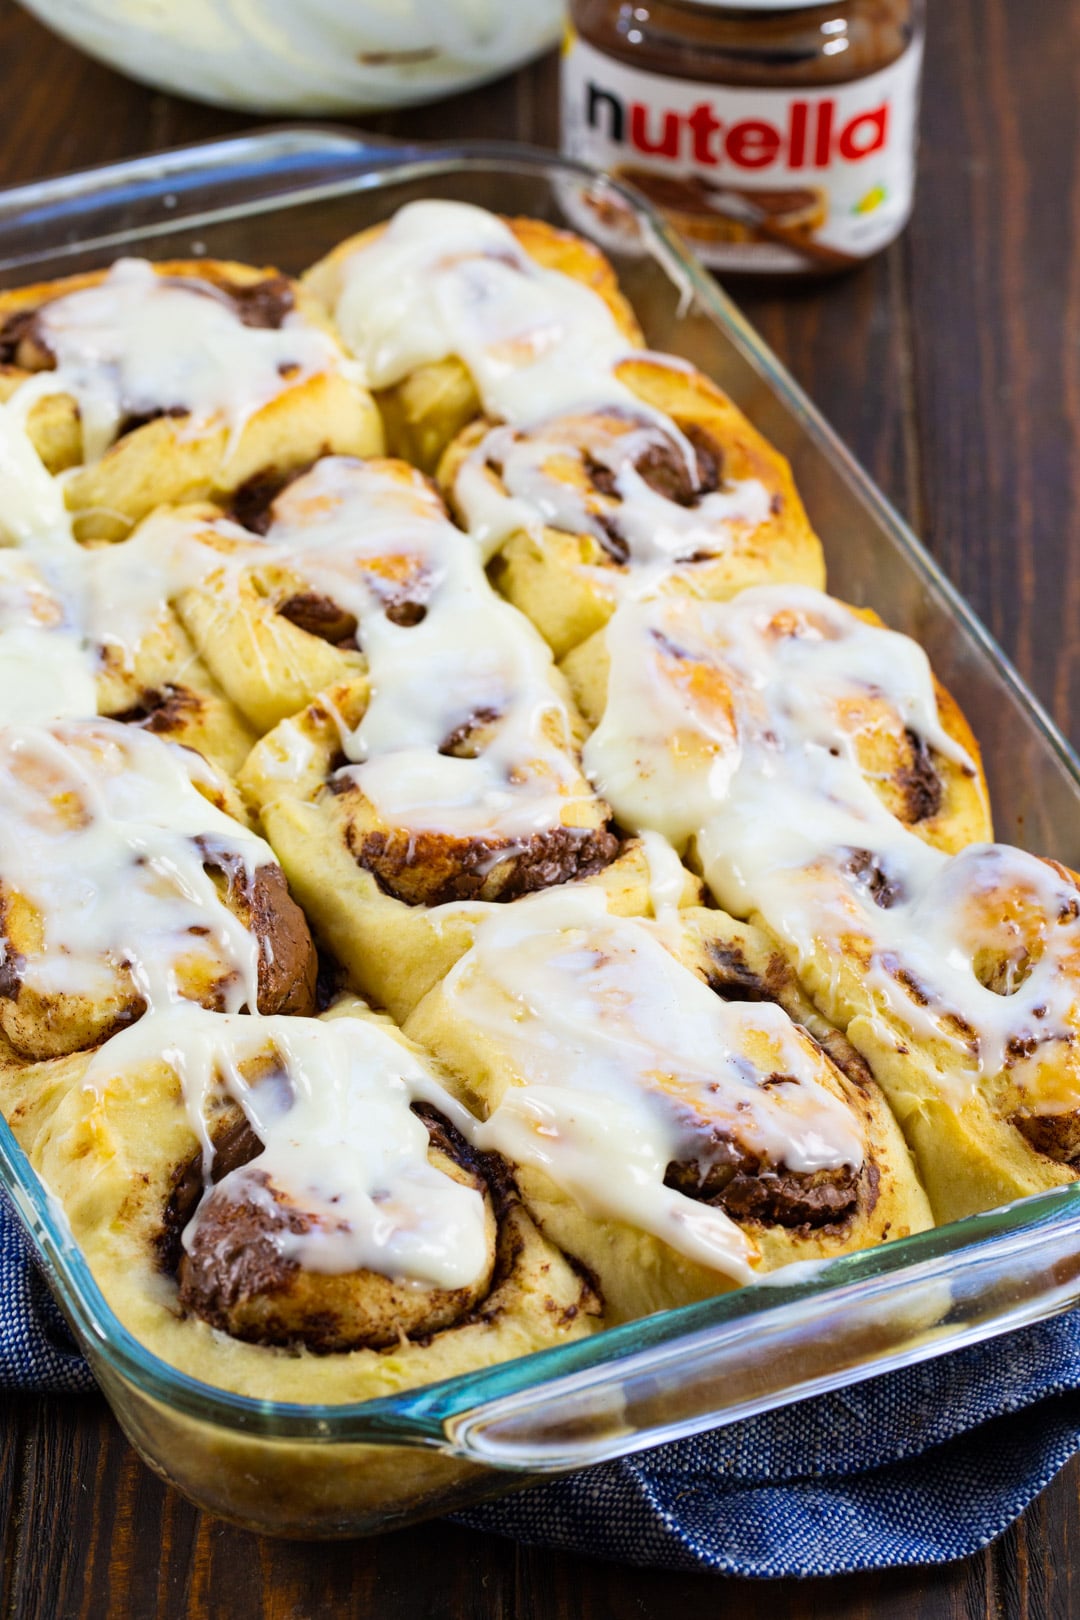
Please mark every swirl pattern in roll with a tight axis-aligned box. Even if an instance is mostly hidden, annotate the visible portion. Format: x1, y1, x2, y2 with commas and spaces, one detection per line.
0, 999, 599, 1398
307, 200, 823, 659
0, 718, 316, 1065
405, 886, 932, 1322
0, 258, 383, 541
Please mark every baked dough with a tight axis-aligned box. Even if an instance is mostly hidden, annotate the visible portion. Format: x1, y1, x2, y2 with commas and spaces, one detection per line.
241, 673, 687, 1019
441, 356, 824, 657
405, 890, 932, 1323
0, 998, 599, 1398
0, 718, 315, 1065
305, 211, 643, 472
0, 258, 383, 540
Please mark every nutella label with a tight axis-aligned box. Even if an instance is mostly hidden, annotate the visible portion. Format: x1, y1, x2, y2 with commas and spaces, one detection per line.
561, 31, 923, 273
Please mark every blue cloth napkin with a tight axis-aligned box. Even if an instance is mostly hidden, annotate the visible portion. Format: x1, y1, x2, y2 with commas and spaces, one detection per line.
4, 1191, 1079, 1577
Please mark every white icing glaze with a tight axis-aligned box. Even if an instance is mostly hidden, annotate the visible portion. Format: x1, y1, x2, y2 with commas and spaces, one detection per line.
331, 202, 634, 424
0, 627, 98, 724
454, 412, 772, 574
86, 1004, 490, 1290
586, 587, 1079, 1105
82, 506, 260, 671
640, 830, 689, 922
0, 393, 75, 550
185, 457, 595, 841
324, 202, 771, 586
0, 552, 97, 724
14, 259, 346, 465
444, 887, 866, 1283
343, 533, 586, 839
0, 718, 269, 1012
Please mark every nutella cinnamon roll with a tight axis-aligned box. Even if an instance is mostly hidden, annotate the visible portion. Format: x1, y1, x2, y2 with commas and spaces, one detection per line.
0, 718, 315, 1065
172, 458, 454, 734
0, 258, 383, 541
239, 663, 670, 1023
736, 838, 1080, 1225
441, 357, 823, 658
404, 889, 931, 1322
568, 586, 991, 857
0, 1000, 599, 1400
304, 204, 643, 472
564, 585, 1080, 1220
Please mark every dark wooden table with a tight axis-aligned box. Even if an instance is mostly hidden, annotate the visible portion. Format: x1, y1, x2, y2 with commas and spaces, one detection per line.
1, 0, 1079, 1612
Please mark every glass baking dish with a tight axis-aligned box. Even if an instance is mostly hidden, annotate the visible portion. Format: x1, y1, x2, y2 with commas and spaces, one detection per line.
3, 129, 1080, 1539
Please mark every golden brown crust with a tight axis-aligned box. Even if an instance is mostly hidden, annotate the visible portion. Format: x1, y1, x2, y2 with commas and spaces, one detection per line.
442, 357, 825, 659
304, 218, 643, 473
0, 855, 316, 1063
178, 1109, 499, 1353
0, 259, 383, 541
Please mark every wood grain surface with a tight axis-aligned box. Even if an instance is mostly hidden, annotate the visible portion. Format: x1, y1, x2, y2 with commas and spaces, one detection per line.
1, 0, 1080, 1612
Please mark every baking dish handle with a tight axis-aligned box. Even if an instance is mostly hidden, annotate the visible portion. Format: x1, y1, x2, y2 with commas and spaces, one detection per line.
0, 127, 414, 270
436, 1200, 1080, 1472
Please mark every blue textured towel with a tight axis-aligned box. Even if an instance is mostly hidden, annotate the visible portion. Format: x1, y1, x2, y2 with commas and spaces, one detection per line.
4, 1191, 1078, 1576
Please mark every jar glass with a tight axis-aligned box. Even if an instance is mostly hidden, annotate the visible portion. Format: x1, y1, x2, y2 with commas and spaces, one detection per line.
562, 0, 926, 276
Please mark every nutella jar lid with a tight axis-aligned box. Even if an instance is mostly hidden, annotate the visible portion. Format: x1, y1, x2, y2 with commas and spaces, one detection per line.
671, 3, 841, 10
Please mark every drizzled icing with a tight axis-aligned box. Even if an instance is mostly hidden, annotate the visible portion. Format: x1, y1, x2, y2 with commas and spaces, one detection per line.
0, 400, 117, 716
85, 1005, 491, 1289
0, 553, 96, 724
585, 586, 972, 849
330, 201, 634, 423
443, 887, 866, 1282
323, 202, 769, 580
166, 457, 595, 840
19, 258, 345, 463
586, 586, 1080, 1104
0, 718, 269, 1012
454, 411, 773, 576
0, 394, 78, 553
333, 494, 588, 839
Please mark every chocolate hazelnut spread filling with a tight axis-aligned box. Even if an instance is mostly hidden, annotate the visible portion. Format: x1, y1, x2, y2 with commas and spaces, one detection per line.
897, 729, 943, 824
196, 846, 318, 1018
0, 308, 52, 370
684, 940, 875, 1231
175, 1106, 506, 1353
344, 818, 621, 908
1013, 1111, 1080, 1166
664, 1143, 873, 1232
106, 682, 211, 737
276, 591, 360, 649
227, 464, 315, 535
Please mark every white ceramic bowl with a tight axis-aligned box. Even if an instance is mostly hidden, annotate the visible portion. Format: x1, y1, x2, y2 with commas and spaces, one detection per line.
18, 0, 565, 114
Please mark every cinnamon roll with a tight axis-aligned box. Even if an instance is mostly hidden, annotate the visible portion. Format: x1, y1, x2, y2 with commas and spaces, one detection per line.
171, 457, 449, 734
440, 356, 823, 657
239, 670, 676, 1023
306, 199, 822, 657
304, 204, 643, 471
0, 258, 383, 541
0, 999, 599, 1400
0, 718, 316, 1065
570, 587, 991, 857
404, 888, 931, 1323
567, 585, 1080, 1220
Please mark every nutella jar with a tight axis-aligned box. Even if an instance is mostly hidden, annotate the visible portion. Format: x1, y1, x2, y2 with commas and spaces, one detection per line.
561, 1, 924, 274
